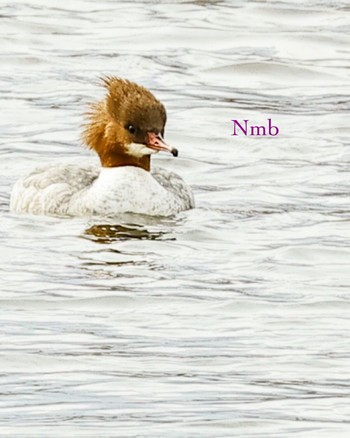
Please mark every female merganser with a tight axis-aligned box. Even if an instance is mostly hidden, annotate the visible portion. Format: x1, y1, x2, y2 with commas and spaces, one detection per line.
10, 77, 194, 217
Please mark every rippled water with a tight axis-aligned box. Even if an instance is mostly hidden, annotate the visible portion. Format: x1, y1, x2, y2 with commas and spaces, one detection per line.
1, 0, 350, 436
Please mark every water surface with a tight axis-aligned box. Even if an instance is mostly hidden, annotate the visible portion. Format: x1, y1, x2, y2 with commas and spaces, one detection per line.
1, 0, 350, 436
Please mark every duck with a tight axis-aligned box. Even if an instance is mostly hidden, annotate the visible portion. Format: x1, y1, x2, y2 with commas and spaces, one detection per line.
10, 77, 194, 218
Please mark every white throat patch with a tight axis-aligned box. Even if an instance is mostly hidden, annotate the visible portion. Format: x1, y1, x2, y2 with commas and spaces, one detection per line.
126, 142, 159, 158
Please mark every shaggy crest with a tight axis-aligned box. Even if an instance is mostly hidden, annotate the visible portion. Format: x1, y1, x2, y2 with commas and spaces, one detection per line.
83, 77, 167, 169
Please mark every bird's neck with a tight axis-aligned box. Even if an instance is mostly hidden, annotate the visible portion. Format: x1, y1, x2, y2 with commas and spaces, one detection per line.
99, 151, 151, 171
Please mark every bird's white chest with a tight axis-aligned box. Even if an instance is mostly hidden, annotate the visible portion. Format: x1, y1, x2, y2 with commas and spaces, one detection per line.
71, 166, 172, 216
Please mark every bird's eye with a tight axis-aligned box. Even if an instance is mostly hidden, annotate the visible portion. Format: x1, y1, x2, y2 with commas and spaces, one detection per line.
127, 124, 136, 134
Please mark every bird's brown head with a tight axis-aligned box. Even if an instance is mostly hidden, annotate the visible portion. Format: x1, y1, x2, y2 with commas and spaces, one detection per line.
83, 77, 178, 171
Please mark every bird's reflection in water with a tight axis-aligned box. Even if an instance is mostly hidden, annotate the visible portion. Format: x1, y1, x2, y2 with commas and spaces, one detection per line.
84, 223, 175, 244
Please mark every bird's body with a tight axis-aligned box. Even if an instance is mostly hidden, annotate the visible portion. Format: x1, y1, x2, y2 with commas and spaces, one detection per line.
10, 77, 194, 217
10, 163, 194, 217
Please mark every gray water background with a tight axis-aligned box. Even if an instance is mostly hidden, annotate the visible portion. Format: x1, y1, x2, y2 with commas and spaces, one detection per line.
1, 0, 350, 436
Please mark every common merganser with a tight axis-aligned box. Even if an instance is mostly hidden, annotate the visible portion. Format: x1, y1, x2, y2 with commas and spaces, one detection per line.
10, 77, 194, 217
